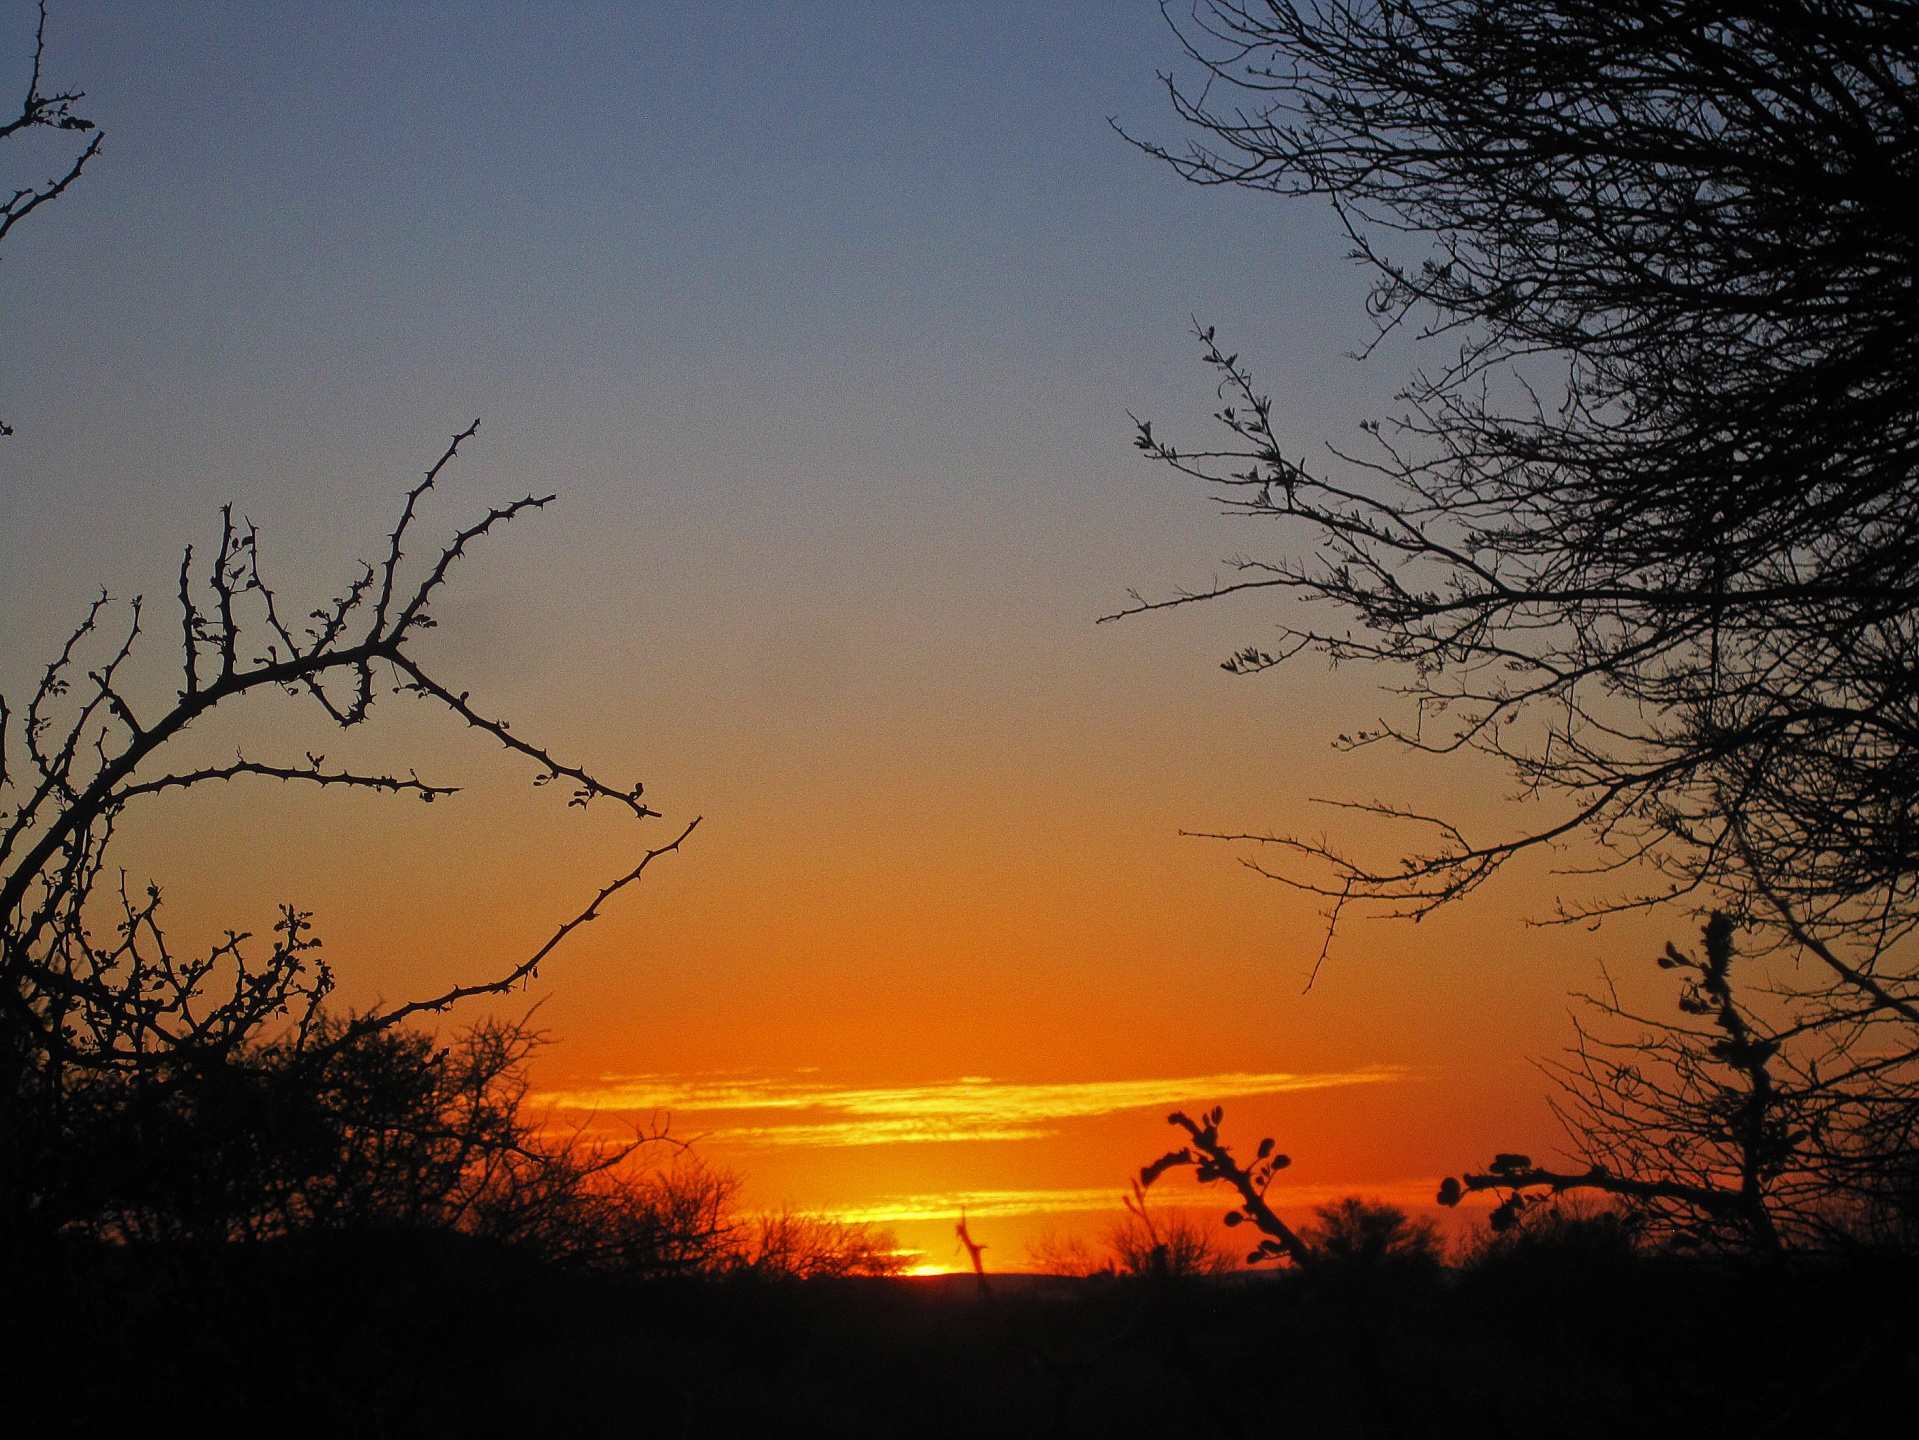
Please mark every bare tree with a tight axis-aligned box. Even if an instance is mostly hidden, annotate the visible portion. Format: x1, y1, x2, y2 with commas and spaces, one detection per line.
0, 424, 697, 1244
1109, 1182, 1238, 1277
1118, 2, 1919, 998
1442, 913, 1919, 1254
530, 1156, 747, 1276
1025, 1195, 1237, 1278
1115, 2, 1919, 1248
1, 1, 102, 434
1025, 1226, 1112, 1277
741, 1205, 908, 1279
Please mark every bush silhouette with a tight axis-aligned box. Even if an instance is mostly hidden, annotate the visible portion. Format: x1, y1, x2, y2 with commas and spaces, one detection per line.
1108, 1203, 1235, 1278
1302, 1197, 1442, 1270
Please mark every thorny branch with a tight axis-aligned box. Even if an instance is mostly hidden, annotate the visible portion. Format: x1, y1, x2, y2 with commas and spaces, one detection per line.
1, 1, 102, 433
1, 426, 693, 1234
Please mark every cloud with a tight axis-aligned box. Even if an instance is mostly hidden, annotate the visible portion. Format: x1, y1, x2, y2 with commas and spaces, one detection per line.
533, 1067, 1404, 1148
827, 1179, 1446, 1223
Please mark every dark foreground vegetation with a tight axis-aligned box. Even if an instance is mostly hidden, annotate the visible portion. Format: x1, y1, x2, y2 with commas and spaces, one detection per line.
6, 1222, 1914, 1439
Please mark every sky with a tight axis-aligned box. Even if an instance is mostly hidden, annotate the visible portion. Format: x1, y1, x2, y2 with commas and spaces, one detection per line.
0, 1, 1690, 1269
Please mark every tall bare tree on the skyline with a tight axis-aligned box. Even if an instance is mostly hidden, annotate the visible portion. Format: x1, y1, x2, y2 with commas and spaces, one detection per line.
1121, 1, 1919, 1247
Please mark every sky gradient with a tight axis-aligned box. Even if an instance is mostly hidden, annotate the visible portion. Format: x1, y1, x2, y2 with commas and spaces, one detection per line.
0, 2, 1690, 1268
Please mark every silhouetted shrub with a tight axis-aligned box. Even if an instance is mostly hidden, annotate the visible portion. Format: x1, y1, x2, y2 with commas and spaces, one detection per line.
1301, 1197, 1442, 1271
1107, 1203, 1236, 1278
1462, 1196, 1642, 1273
742, 1205, 908, 1278
1022, 1204, 1236, 1278
50, 1014, 582, 1245
1024, 1226, 1112, 1277
496, 1154, 907, 1279
41, 1010, 906, 1277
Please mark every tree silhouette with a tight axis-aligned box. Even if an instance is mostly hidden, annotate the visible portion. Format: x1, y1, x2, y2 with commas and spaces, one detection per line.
1118, 0, 1919, 1249
0, 426, 697, 1244
1303, 1196, 1440, 1270
1442, 913, 1919, 1253
1119, 1, 1919, 1002
53, 1011, 666, 1249
0, 7, 713, 1254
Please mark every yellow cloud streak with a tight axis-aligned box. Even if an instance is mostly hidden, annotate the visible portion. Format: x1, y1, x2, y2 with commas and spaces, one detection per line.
827, 1179, 1446, 1223
533, 1067, 1404, 1148
703, 1120, 1053, 1147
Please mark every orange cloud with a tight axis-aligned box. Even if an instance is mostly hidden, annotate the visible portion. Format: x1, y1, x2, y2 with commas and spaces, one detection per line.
534, 1067, 1406, 1148
829, 1179, 1444, 1224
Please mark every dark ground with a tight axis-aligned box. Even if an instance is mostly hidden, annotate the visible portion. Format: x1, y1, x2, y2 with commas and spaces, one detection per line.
6, 1235, 1915, 1438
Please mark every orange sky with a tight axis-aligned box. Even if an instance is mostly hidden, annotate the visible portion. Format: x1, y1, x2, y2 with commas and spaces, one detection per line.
0, 3, 1707, 1271
101, 599, 1689, 1268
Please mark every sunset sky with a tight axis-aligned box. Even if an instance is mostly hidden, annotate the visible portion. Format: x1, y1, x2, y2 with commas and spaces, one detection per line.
0, 2, 1690, 1268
